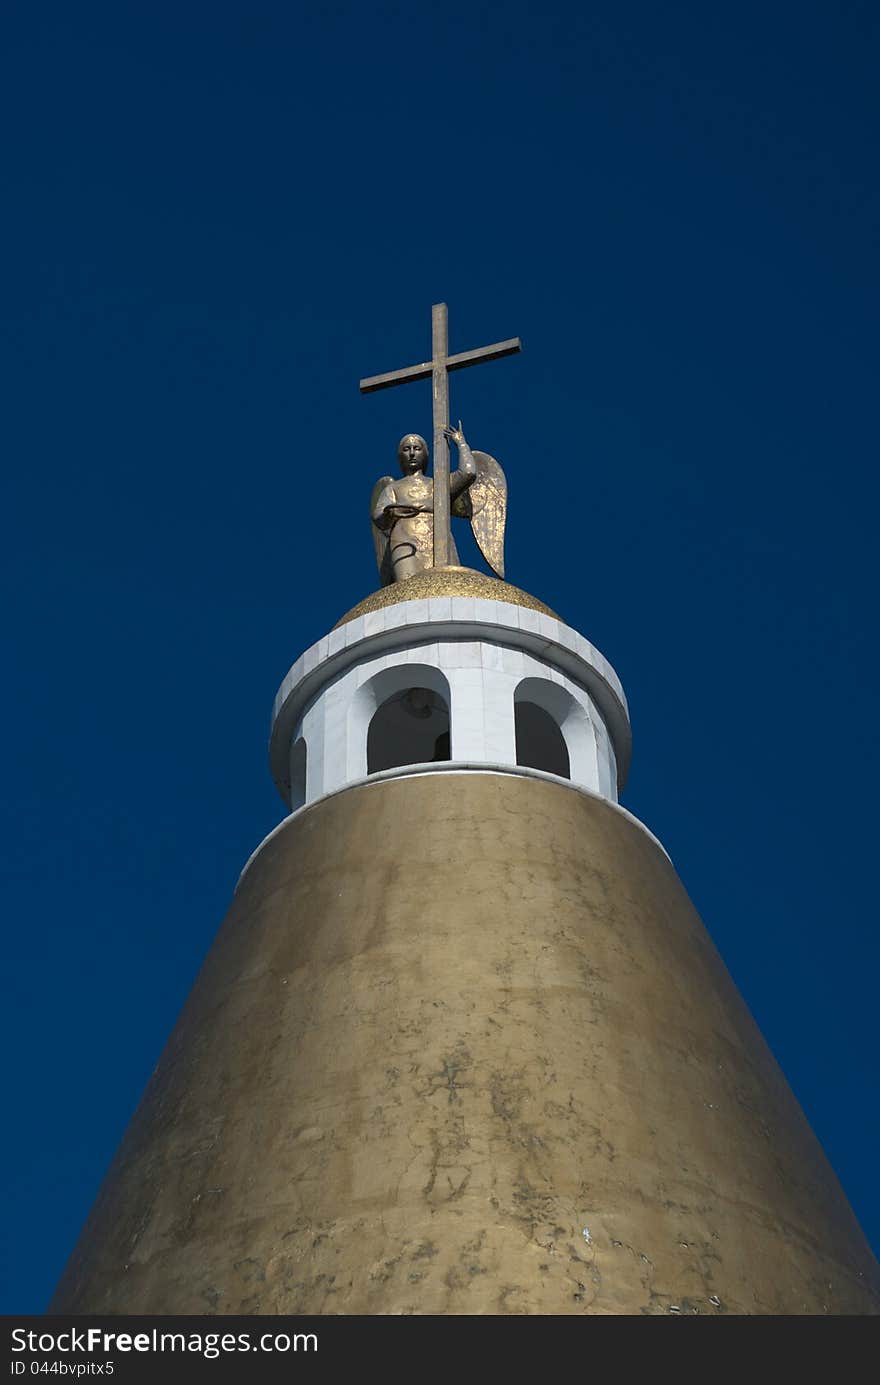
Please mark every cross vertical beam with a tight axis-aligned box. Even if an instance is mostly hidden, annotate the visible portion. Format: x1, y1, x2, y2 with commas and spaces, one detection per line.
431, 303, 450, 568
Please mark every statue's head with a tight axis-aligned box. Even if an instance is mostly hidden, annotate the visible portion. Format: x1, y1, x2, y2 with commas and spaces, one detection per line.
397, 434, 429, 475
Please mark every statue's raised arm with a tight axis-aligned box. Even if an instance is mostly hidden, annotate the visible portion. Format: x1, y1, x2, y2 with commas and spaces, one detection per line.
443, 421, 477, 500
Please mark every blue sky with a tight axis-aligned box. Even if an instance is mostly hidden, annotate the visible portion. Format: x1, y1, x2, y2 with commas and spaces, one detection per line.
3, 1, 878, 1311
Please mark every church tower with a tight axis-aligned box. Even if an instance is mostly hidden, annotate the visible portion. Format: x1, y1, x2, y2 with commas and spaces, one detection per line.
51, 308, 879, 1316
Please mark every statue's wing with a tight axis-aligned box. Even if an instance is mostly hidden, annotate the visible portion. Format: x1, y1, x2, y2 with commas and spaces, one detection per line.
370, 476, 396, 586
453, 450, 507, 579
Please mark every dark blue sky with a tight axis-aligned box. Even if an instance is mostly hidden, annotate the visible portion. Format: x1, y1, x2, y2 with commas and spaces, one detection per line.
3, 2, 878, 1311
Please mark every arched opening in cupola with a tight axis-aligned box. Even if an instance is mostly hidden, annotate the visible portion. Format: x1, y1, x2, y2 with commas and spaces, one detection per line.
367, 685, 451, 775
514, 698, 571, 778
290, 737, 307, 810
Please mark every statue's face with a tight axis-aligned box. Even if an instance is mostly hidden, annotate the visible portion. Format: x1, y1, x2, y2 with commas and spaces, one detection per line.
398, 434, 428, 475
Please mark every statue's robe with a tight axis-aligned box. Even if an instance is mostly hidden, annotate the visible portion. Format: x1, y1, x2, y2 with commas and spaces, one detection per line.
372, 471, 460, 584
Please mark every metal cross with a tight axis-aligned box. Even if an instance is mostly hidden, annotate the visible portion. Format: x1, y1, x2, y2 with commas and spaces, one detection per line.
359, 303, 521, 567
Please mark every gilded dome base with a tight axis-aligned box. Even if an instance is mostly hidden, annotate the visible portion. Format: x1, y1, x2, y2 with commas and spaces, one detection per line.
335, 566, 559, 627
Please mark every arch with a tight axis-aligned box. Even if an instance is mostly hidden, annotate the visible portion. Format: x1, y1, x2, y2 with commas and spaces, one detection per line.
350, 663, 452, 780
290, 737, 307, 811
514, 676, 597, 786
514, 700, 570, 778
368, 686, 450, 774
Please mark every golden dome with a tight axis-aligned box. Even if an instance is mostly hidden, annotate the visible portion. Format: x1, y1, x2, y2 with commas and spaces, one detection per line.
334, 566, 560, 628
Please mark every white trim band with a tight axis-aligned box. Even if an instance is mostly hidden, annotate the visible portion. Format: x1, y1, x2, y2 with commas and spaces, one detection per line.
235, 763, 670, 894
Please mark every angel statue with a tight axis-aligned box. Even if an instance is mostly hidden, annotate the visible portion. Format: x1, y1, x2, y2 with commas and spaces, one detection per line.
370, 422, 507, 585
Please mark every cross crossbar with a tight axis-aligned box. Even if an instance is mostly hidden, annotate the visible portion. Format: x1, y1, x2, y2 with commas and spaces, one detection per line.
359, 337, 522, 394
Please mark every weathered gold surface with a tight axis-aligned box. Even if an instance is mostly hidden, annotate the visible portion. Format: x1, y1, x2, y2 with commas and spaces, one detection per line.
335, 565, 559, 627
452, 449, 507, 579
52, 775, 879, 1315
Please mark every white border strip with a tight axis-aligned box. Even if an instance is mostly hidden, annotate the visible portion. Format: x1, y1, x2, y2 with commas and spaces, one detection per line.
235, 763, 671, 893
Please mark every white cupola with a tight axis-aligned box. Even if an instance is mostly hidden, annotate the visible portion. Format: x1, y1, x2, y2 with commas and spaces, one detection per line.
269, 570, 631, 817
